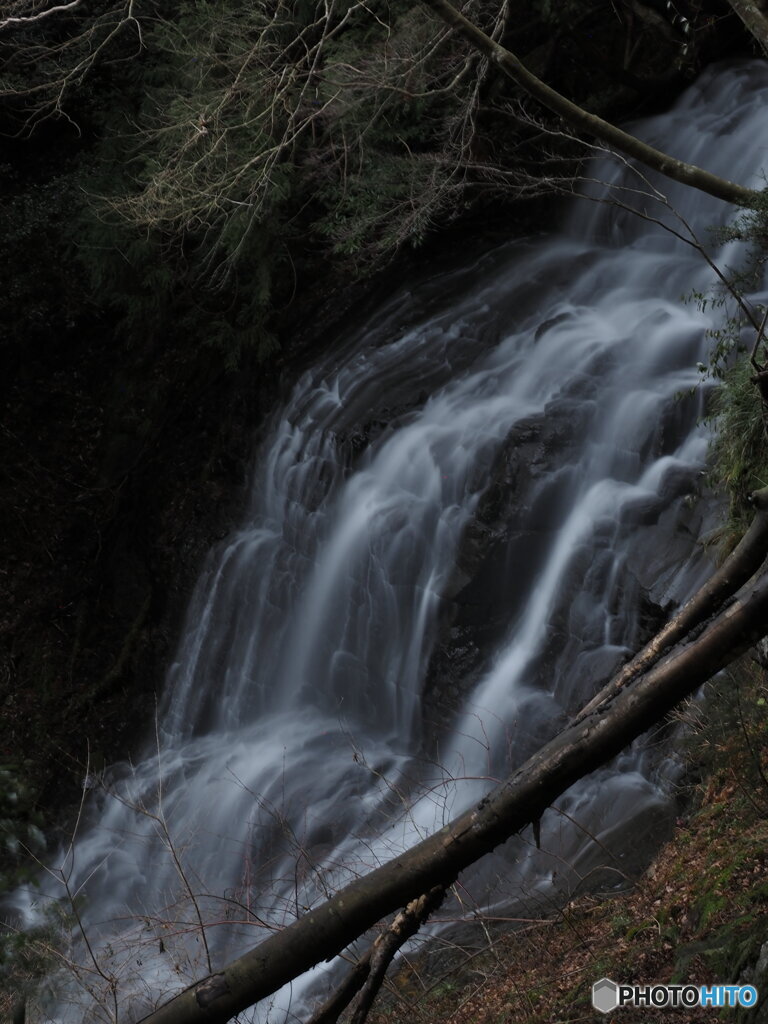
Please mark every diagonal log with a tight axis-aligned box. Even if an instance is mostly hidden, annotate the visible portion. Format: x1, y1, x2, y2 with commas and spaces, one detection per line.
723, 0, 768, 55
579, 484, 768, 716
418, 0, 761, 209
137, 495, 768, 1024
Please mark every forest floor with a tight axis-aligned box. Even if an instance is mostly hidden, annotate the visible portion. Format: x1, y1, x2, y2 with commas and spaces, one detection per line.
367, 656, 768, 1024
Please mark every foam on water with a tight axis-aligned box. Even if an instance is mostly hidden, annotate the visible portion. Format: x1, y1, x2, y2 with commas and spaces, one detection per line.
14, 60, 768, 1022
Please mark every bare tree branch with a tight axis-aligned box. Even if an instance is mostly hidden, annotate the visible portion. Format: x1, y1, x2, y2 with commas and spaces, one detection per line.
0, 0, 83, 31
418, 0, 762, 208
0, 0, 143, 131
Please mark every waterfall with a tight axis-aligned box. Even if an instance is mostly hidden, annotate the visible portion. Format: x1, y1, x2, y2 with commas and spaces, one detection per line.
15, 60, 768, 1022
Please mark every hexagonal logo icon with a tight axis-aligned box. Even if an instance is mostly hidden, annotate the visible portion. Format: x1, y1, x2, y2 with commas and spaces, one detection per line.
592, 977, 619, 1014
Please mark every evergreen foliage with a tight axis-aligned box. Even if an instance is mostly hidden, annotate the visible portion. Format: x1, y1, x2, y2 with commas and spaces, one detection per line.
0, 0, 689, 364
0, 166, 87, 347
710, 354, 768, 531
0, 0, 509, 362
0, 764, 45, 892
105, 0, 493, 274
704, 198, 768, 533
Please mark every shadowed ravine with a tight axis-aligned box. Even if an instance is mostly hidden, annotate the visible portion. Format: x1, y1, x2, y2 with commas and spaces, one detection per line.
15, 60, 768, 1022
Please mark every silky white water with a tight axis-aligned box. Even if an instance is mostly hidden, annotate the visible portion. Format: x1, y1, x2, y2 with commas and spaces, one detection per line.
14, 61, 768, 1022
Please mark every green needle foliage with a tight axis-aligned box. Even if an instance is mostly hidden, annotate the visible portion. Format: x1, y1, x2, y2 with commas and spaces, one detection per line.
709, 355, 768, 534
11, 0, 527, 364
0, 764, 46, 892
704, 197, 768, 537
109, 0, 493, 267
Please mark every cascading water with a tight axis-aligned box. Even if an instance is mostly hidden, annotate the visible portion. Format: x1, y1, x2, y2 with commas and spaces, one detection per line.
15, 60, 768, 1022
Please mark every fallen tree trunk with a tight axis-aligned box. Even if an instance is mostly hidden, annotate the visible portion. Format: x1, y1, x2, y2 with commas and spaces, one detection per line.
304, 887, 445, 1024
418, 0, 761, 209
138, 525, 768, 1023
579, 485, 768, 716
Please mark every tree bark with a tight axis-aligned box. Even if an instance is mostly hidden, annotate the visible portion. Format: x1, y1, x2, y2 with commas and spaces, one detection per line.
579, 485, 768, 716
724, 0, 768, 55
304, 889, 445, 1024
305, 952, 372, 1024
137, 547, 768, 1022
419, 0, 761, 209
348, 887, 446, 1024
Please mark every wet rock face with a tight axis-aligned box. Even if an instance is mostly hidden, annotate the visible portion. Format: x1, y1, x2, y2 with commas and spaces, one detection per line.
741, 939, 768, 1022
447, 407, 582, 601
754, 637, 768, 669
422, 409, 569, 738
422, 388, 676, 744
422, 384, 591, 706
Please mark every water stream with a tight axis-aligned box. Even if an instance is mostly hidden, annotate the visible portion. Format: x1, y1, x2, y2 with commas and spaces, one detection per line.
16, 60, 768, 1022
